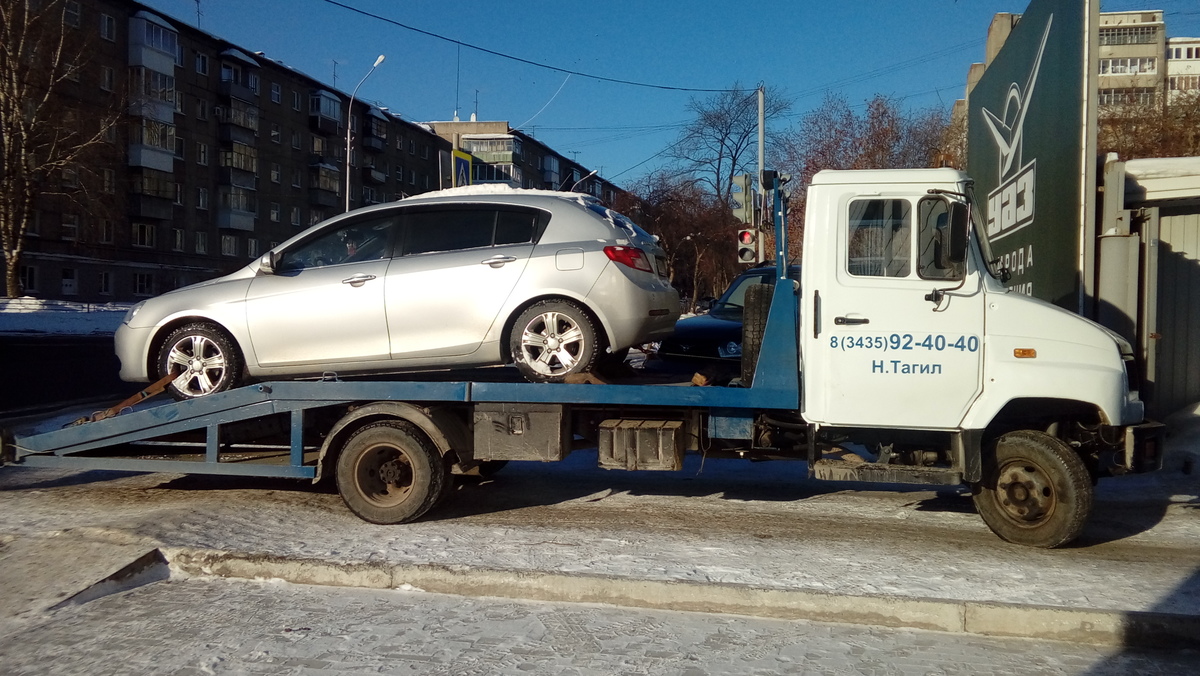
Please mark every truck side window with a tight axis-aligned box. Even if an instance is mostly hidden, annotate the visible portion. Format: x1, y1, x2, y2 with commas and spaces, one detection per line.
847, 199, 910, 277
917, 198, 964, 281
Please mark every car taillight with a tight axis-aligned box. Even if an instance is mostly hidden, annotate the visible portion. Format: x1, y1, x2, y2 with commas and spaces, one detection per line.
604, 245, 653, 273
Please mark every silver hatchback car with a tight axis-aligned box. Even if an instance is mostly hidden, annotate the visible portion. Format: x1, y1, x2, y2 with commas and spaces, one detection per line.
116, 187, 680, 399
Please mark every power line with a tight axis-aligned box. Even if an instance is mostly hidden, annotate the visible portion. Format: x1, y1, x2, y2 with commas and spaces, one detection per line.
317, 0, 735, 93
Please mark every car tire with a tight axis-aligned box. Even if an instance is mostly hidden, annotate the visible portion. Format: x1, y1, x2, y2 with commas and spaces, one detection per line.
510, 299, 600, 383
157, 322, 244, 400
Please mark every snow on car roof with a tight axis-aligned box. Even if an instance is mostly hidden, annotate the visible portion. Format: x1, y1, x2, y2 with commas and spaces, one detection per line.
400, 184, 599, 205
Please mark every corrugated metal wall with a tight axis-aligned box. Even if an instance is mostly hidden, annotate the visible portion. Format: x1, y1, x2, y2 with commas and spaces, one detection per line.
1154, 208, 1200, 417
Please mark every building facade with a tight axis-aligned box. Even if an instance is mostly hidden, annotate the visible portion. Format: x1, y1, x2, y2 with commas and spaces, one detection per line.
10, 0, 620, 303
1167, 36, 1200, 102
1096, 10, 1166, 107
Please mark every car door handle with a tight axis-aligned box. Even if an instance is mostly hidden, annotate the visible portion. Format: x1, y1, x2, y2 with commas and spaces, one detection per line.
341, 273, 377, 287
834, 316, 869, 325
482, 255, 518, 268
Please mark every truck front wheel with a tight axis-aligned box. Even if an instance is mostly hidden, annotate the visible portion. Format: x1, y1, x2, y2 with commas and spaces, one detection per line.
336, 420, 447, 524
972, 430, 1093, 548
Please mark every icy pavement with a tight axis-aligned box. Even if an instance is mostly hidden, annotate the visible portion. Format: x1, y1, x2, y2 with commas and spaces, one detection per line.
2, 573, 1197, 676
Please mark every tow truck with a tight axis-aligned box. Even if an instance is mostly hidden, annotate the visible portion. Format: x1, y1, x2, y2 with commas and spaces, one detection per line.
0, 169, 1164, 548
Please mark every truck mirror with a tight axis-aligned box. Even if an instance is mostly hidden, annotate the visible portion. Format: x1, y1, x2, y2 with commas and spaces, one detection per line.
948, 202, 969, 264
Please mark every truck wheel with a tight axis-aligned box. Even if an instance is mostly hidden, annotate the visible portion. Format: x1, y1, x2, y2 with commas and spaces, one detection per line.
740, 283, 771, 386
336, 420, 447, 524
972, 430, 1093, 548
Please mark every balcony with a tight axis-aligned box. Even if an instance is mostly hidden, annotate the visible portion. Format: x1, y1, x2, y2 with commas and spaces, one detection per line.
217, 207, 255, 231
218, 79, 257, 103
362, 166, 387, 184
128, 194, 174, 220
219, 166, 257, 189
309, 188, 339, 208
310, 113, 339, 136
362, 135, 385, 153
218, 123, 256, 147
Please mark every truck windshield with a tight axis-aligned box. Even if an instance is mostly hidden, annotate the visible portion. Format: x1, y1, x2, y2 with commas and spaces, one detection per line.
965, 185, 1002, 280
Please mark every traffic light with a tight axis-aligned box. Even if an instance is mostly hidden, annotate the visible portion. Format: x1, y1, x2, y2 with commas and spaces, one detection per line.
737, 228, 758, 264
731, 174, 753, 224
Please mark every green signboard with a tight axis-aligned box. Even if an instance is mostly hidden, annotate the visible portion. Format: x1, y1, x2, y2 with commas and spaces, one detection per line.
968, 0, 1095, 310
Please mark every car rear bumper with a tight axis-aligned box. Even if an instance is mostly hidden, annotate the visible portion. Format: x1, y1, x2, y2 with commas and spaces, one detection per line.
589, 264, 680, 348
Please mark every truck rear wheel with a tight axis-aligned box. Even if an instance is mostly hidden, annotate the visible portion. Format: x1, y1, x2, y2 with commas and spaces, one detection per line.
336, 420, 447, 524
972, 430, 1092, 548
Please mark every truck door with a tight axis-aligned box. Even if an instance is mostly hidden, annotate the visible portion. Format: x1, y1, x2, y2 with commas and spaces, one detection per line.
804, 195, 984, 429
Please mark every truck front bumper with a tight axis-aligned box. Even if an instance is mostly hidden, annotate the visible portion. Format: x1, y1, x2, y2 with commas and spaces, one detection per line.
1123, 420, 1167, 474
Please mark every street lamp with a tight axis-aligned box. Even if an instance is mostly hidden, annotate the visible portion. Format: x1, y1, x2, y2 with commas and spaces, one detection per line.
345, 54, 385, 212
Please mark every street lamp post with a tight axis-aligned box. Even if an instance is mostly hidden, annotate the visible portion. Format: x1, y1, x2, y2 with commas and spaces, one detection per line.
345, 54, 385, 212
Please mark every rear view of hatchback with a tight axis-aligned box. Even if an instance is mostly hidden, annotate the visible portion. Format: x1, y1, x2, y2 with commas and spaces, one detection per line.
115, 186, 680, 399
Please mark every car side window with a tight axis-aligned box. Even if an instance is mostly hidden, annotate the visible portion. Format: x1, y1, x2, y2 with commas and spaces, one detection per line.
400, 207, 544, 255
276, 215, 395, 272
847, 199, 911, 278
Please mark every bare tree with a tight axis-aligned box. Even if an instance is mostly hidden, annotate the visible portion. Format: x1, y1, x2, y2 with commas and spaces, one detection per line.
1098, 92, 1200, 160
667, 84, 792, 204
1, 0, 122, 297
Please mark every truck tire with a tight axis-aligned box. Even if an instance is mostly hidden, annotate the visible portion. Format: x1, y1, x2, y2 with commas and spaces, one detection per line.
972, 430, 1093, 548
336, 420, 447, 524
741, 282, 771, 386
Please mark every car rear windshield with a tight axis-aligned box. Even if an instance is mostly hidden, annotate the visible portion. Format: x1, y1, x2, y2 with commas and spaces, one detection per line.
586, 203, 655, 241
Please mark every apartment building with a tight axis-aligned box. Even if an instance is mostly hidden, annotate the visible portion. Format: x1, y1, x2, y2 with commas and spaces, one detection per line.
11, 0, 621, 304
428, 119, 622, 203
1167, 36, 1200, 102
1097, 10, 1166, 106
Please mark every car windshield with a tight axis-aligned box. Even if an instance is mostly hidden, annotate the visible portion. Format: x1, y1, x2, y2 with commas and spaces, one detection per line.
710, 271, 773, 318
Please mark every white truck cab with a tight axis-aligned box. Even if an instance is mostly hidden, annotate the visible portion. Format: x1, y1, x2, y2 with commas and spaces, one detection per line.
797, 169, 1160, 547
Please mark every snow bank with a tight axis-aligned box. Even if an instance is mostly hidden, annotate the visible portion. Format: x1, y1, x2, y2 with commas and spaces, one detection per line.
0, 298, 129, 336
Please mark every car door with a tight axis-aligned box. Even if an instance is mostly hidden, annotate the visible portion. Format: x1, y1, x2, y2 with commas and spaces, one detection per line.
805, 195, 984, 429
244, 213, 396, 368
384, 205, 539, 360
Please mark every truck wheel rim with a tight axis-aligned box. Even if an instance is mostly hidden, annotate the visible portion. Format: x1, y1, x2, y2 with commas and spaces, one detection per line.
355, 444, 414, 507
996, 459, 1055, 525
518, 311, 584, 376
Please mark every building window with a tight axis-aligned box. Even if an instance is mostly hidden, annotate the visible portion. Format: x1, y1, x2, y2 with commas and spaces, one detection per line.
248, 72, 260, 94
27, 211, 40, 237
141, 20, 177, 56
99, 219, 114, 243
196, 53, 209, 75
102, 169, 115, 194
100, 66, 115, 91
221, 234, 238, 256
270, 202, 281, 222
271, 163, 281, 183
173, 228, 185, 251
174, 90, 185, 114
270, 123, 281, 144
134, 273, 155, 296
174, 182, 184, 205
292, 168, 302, 188
62, 165, 78, 187
292, 90, 302, 111
100, 13, 116, 41
20, 265, 38, 293
132, 119, 175, 151
60, 214, 79, 241
63, 1, 81, 28
196, 98, 208, 120
291, 206, 301, 226
291, 131, 301, 149
133, 222, 156, 248
271, 82, 282, 104
247, 239, 259, 258
174, 137, 185, 159
196, 231, 208, 253
196, 142, 208, 166
61, 268, 78, 296
197, 187, 209, 210
98, 271, 112, 295
1099, 87, 1156, 105
130, 66, 175, 104
1170, 75, 1200, 92
218, 142, 258, 174
1099, 57, 1157, 75
1099, 26, 1159, 46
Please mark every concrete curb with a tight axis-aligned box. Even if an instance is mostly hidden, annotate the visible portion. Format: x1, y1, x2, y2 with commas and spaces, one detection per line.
161, 546, 1200, 649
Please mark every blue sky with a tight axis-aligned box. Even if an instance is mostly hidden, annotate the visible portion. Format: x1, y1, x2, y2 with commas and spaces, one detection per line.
141, 0, 1200, 186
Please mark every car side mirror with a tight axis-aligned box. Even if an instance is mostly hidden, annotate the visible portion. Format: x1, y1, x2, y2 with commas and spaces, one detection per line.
947, 202, 969, 264
259, 252, 278, 274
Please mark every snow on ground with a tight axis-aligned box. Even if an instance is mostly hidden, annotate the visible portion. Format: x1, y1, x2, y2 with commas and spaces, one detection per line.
0, 298, 128, 336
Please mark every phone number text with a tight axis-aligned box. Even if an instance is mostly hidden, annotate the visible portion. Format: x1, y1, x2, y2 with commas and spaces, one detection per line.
830, 334, 980, 353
